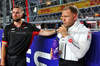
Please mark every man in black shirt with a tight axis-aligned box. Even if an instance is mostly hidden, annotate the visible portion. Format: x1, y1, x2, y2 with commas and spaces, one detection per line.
1, 6, 56, 66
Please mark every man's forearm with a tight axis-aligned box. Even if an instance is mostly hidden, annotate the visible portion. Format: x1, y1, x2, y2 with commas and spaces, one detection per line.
39, 29, 56, 36
1, 44, 7, 65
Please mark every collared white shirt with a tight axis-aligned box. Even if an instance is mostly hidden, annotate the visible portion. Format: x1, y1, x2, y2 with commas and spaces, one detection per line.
57, 20, 91, 61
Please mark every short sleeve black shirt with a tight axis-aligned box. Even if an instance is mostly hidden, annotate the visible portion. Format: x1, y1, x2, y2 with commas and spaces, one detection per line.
2, 22, 40, 56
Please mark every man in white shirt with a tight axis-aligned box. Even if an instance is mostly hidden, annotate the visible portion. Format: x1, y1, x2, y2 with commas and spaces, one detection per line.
51, 5, 91, 66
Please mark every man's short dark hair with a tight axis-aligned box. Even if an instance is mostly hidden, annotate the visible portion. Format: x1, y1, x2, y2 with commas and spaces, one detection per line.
62, 5, 79, 15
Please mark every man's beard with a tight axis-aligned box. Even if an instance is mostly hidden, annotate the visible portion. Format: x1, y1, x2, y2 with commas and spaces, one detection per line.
13, 18, 21, 22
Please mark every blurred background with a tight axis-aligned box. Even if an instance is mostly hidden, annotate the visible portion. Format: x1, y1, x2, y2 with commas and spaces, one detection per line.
0, 0, 100, 31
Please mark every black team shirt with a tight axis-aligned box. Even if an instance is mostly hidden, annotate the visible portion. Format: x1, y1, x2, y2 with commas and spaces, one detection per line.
2, 22, 41, 56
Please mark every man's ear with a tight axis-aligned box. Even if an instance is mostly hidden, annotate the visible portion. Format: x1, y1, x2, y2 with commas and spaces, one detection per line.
22, 13, 26, 19
74, 14, 77, 20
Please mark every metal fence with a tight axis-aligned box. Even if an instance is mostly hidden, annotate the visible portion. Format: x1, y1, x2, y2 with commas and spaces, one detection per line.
0, 0, 100, 30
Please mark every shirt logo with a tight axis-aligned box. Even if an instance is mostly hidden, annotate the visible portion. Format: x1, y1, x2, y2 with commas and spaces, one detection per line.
88, 31, 91, 34
10, 31, 15, 32
10, 28, 15, 32
87, 35, 90, 39
11, 28, 15, 30
2, 33, 4, 38
68, 39, 73, 43
87, 35, 91, 41
87, 31, 91, 41
23, 27, 28, 29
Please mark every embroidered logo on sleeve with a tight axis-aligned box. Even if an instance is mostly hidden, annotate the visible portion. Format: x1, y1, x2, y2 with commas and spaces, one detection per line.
87, 31, 91, 41
88, 31, 91, 34
87, 35, 90, 39
68, 39, 80, 49
68, 39, 73, 43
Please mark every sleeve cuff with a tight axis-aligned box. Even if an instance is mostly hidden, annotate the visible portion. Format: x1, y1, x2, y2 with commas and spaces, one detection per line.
1, 40, 8, 43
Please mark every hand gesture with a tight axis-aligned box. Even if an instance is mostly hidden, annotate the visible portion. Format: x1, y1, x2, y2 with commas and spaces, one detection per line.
57, 25, 68, 37
50, 48, 53, 58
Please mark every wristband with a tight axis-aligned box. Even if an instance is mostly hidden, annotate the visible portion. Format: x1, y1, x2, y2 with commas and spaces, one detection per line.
55, 29, 57, 33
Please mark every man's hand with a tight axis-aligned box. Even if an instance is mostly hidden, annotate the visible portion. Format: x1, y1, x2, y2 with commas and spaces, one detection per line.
50, 48, 62, 58
0, 63, 6, 66
56, 25, 68, 38
50, 48, 53, 58
59, 50, 62, 54
0, 60, 6, 66
1, 42, 7, 66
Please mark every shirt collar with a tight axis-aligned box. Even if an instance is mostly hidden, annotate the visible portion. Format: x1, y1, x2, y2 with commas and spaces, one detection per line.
68, 20, 80, 32
11, 21, 27, 28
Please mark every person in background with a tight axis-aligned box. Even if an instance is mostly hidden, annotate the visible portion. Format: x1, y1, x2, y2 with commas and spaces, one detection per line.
51, 5, 91, 66
83, 21, 91, 29
36, 23, 41, 29
0, 24, 3, 29
97, 20, 100, 29
1, 5, 56, 66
